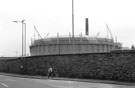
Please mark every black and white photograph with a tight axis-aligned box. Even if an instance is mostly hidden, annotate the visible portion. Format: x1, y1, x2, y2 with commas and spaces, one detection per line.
0, 0, 135, 88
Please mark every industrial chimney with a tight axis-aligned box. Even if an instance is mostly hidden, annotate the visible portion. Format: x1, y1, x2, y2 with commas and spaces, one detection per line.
85, 18, 89, 35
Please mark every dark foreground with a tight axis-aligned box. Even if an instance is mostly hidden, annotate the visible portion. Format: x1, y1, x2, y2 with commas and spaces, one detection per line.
0, 74, 134, 88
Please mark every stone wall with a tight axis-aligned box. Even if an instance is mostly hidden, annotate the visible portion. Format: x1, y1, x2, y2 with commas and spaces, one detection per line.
0, 50, 135, 82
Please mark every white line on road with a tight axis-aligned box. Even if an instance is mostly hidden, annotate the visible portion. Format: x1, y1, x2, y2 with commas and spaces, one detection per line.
0, 82, 9, 87
0, 79, 15, 82
18, 78, 27, 80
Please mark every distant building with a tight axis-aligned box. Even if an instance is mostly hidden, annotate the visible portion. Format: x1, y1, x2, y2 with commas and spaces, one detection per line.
131, 44, 135, 50
0, 57, 17, 60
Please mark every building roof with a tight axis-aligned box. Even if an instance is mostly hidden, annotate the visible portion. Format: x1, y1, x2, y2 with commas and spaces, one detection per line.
31, 36, 114, 46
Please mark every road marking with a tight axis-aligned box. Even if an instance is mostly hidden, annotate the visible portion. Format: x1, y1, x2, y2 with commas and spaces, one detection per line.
0, 82, 9, 87
0, 79, 15, 82
17, 78, 25, 80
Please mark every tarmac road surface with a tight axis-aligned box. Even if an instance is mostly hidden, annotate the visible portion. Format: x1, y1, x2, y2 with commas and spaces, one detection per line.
0, 74, 134, 88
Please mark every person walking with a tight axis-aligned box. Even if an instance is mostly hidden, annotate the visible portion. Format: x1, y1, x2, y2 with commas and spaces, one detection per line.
48, 67, 53, 79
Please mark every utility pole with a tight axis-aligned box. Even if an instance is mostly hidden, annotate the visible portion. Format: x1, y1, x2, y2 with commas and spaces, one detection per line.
13, 19, 26, 74
72, 0, 75, 54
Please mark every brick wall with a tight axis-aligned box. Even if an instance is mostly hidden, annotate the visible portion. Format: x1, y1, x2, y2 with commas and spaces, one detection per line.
0, 51, 135, 82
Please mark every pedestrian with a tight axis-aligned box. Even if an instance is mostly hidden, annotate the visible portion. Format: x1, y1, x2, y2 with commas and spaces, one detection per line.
48, 67, 53, 79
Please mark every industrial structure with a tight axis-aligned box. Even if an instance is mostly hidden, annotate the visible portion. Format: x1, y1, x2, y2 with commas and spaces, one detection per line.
29, 18, 122, 56
29, 0, 122, 56
30, 37, 121, 56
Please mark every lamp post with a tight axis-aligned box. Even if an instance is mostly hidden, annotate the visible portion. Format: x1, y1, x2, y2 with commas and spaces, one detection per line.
13, 20, 26, 57
13, 19, 26, 74
15, 51, 18, 57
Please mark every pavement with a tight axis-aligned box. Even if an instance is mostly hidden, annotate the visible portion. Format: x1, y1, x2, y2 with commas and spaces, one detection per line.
0, 72, 135, 86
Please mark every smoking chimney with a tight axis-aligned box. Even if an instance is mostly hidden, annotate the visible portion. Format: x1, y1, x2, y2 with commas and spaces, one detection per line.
85, 18, 89, 35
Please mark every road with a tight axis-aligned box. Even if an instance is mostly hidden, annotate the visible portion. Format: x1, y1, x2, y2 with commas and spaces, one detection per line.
0, 74, 134, 88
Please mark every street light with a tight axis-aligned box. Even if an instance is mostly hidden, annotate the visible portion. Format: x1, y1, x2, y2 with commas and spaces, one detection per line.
13, 19, 26, 57
15, 51, 18, 57
13, 19, 26, 74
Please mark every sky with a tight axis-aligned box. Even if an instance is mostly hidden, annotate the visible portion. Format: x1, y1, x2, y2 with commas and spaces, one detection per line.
0, 0, 135, 56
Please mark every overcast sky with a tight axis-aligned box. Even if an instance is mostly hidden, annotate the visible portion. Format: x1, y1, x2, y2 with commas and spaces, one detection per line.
0, 0, 135, 56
